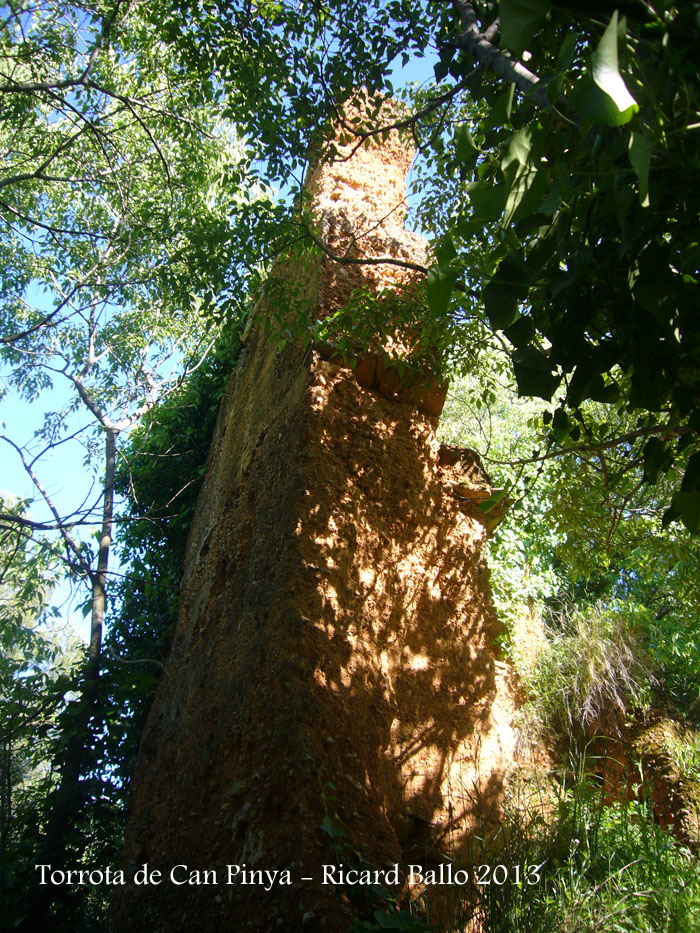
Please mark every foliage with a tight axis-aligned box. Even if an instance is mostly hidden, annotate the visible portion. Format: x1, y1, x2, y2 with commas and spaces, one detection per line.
664, 727, 700, 786
440, 360, 700, 718
467, 773, 700, 933
1, 1, 699, 928
0, 2, 265, 924
1, 1, 273, 367
0, 0, 274, 604
441, 354, 700, 933
0, 321, 241, 928
525, 603, 656, 745
0, 0, 271, 666
0, 500, 80, 925
416, 1, 700, 531
146, 0, 700, 524
146, 0, 438, 183
103, 321, 244, 790
439, 365, 562, 639
0, 0, 271, 522
313, 281, 457, 383
320, 782, 430, 932
438, 261, 700, 933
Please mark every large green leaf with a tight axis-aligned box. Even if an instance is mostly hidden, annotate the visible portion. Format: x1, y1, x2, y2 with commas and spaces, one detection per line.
589, 11, 638, 124
454, 124, 479, 165
482, 254, 530, 329
501, 127, 534, 169
500, 0, 551, 56
681, 451, 700, 493
512, 346, 561, 399
503, 314, 536, 348
427, 266, 459, 318
466, 181, 508, 225
501, 126, 545, 226
668, 491, 700, 534
643, 437, 673, 484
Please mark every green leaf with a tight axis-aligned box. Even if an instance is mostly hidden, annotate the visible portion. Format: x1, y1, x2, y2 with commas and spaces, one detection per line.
501, 126, 545, 226
552, 406, 570, 443
435, 234, 457, 268
670, 491, 700, 534
482, 254, 530, 329
433, 59, 449, 82
634, 243, 672, 314
465, 181, 508, 225
480, 488, 508, 514
643, 437, 672, 484
427, 266, 459, 317
512, 347, 560, 400
321, 815, 340, 838
590, 12, 638, 123
483, 86, 515, 133
501, 125, 533, 173
503, 314, 535, 348
454, 124, 479, 164
628, 131, 653, 206
558, 32, 577, 71
500, 0, 551, 57
681, 451, 700, 493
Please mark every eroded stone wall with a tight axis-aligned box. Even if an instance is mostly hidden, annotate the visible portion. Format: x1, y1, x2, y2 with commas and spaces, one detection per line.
305, 96, 428, 308
110, 102, 523, 932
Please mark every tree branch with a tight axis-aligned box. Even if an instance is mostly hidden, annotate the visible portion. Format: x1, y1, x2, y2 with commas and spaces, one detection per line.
302, 221, 428, 275
452, 0, 554, 111
330, 66, 485, 161
486, 424, 695, 467
0, 435, 92, 576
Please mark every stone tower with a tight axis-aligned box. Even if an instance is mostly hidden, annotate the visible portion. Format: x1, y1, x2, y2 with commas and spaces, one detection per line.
110, 99, 520, 932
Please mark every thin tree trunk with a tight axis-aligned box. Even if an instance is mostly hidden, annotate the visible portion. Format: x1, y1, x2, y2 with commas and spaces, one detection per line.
21, 428, 117, 929
88, 425, 116, 673
0, 739, 10, 906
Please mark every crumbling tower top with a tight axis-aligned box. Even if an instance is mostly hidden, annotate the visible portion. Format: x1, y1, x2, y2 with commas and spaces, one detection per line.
304, 94, 428, 305
306, 96, 414, 227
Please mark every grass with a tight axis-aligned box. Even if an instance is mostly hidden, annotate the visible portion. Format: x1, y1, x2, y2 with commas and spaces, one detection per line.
522, 603, 656, 748
433, 769, 700, 933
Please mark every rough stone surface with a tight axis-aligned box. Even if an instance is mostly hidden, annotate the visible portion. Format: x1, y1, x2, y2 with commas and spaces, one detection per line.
305, 95, 428, 309
110, 105, 524, 932
595, 717, 700, 847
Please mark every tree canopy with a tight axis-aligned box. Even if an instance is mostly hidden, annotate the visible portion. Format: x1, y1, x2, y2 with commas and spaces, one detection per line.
6, 1, 698, 524
1, 2, 269, 925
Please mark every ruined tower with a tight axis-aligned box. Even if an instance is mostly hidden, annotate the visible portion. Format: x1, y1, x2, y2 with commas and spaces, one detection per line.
110, 100, 521, 932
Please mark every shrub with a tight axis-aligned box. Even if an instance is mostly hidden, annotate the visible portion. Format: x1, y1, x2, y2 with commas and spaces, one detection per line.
457, 772, 700, 933
526, 604, 656, 746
